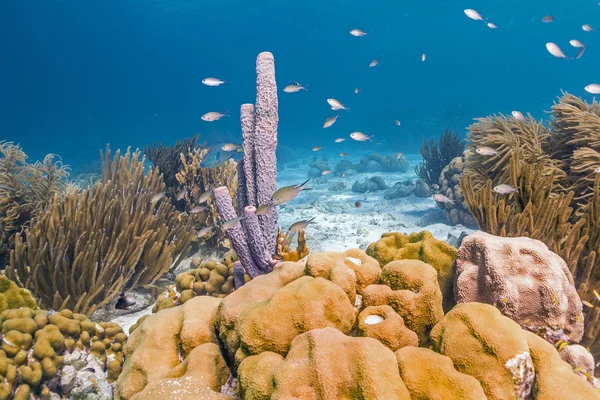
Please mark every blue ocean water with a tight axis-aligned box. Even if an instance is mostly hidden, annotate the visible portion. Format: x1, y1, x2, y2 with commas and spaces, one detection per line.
1, 0, 598, 170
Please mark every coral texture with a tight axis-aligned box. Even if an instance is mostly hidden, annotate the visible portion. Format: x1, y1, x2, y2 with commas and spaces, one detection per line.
0, 275, 36, 314
116, 247, 599, 399
367, 230, 457, 312
0, 307, 125, 399
454, 231, 584, 342
436, 156, 477, 227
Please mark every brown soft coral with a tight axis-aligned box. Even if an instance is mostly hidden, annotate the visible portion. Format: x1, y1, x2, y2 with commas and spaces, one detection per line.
395, 346, 487, 399
362, 259, 443, 345
238, 327, 411, 400
367, 231, 457, 312
454, 231, 584, 343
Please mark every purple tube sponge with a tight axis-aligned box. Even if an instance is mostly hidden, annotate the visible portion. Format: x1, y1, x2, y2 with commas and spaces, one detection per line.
212, 186, 260, 278
242, 206, 272, 272
240, 103, 257, 208
253, 52, 279, 252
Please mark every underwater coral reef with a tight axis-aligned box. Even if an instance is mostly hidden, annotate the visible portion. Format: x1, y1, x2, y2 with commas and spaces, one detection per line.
1, 54, 599, 400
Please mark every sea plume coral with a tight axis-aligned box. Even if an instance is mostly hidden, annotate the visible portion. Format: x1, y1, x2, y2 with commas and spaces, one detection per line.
6, 147, 194, 315
0, 142, 69, 267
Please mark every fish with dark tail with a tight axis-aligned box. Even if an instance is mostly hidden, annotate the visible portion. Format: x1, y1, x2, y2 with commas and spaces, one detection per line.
115, 292, 136, 310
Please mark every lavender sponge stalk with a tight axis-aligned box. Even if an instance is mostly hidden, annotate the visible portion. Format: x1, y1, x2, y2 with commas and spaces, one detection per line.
213, 186, 260, 278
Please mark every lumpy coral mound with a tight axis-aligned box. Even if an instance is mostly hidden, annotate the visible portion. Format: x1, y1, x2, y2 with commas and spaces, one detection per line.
115, 238, 599, 400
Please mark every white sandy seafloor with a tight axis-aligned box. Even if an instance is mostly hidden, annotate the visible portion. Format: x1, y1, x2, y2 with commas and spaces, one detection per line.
276, 153, 474, 252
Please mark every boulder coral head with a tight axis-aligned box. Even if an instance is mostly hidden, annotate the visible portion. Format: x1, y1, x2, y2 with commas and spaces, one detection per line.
367, 230, 457, 312
454, 231, 584, 343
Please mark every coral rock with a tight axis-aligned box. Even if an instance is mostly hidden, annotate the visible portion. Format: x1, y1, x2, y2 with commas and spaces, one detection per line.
395, 346, 487, 399
559, 344, 596, 380
437, 156, 477, 227
233, 275, 355, 365
526, 331, 600, 399
367, 230, 457, 312
115, 296, 223, 399
0, 276, 36, 313
362, 259, 443, 345
430, 302, 535, 399
239, 327, 411, 399
356, 305, 418, 351
454, 231, 584, 342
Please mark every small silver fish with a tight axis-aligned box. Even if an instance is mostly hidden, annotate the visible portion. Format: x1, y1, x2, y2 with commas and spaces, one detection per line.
350, 29, 368, 37
432, 183, 440, 190
583, 24, 594, 32
256, 203, 275, 215
222, 216, 246, 231
595, 166, 600, 173
202, 77, 225, 86
541, 15, 554, 23
576, 46, 586, 59
312, 146, 323, 151
197, 226, 214, 238
476, 147, 499, 156
487, 22, 498, 29
327, 98, 349, 111
396, 153, 403, 160
272, 179, 313, 205
585, 84, 600, 94
394, 119, 401, 126
222, 143, 241, 152
334, 138, 346, 143
339, 152, 349, 157
323, 115, 339, 128
433, 194, 454, 204
512, 111, 526, 121
464, 9, 484, 21
354, 88, 361, 94
190, 205, 207, 214
198, 189, 213, 203
288, 217, 316, 232
321, 170, 332, 176
546, 42, 567, 59
350, 132, 373, 142
570, 39, 585, 48
201, 111, 228, 122
421, 53, 426, 62
493, 184, 518, 194
283, 84, 307, 93
150, 192, 166, 204
176, 188, 187, 201
369, 59, 379, 67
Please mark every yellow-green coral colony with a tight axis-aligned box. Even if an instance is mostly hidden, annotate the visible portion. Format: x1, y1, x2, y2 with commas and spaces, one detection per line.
0, 306, 126, 399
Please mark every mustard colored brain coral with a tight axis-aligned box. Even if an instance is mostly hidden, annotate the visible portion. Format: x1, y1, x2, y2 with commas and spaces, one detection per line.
366, 230, 457, 312
0, 307, 126, 399
115, 246, 600, 399
0, 275, 36, 313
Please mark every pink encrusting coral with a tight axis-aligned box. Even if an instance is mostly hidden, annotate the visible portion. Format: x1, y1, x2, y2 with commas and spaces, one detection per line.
214, 52, 280, 283
453, 231, 584, 343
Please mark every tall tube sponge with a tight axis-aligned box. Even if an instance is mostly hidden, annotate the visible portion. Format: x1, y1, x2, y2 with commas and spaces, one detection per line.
213, 52, 279, 285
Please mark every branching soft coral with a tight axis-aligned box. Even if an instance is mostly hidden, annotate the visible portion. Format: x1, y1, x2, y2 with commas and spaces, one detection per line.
415, 128, 464, 187
0, 142, 69, 267
6, 147, 194, 315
